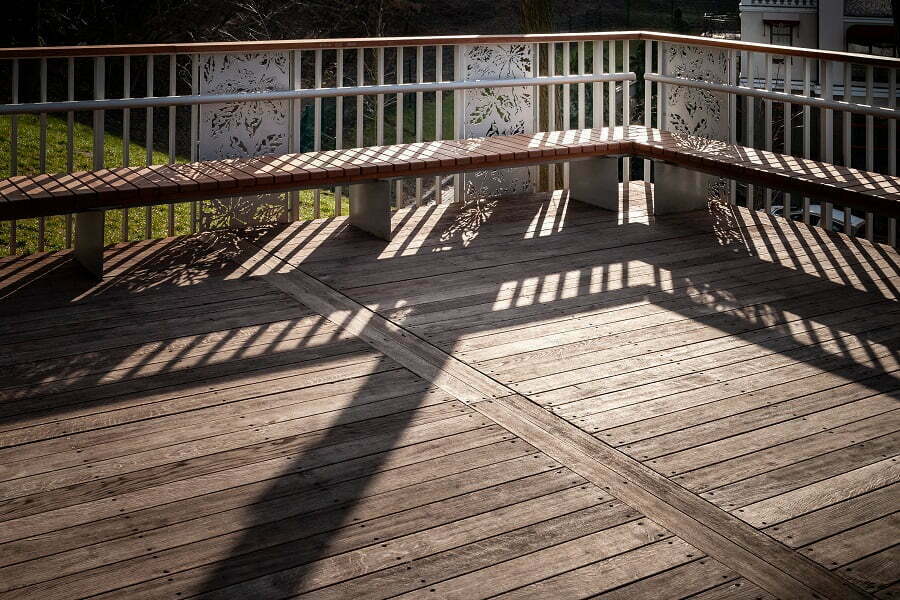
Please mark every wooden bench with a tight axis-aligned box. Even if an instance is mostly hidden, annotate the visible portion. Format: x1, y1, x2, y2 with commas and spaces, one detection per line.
1, 126, 898, 278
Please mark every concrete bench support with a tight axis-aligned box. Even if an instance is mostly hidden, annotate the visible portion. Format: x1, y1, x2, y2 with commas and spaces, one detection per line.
568, 157, 620, 211
652, 161, 714, 215
74, 210, 105, 279
349, 180, 393, 241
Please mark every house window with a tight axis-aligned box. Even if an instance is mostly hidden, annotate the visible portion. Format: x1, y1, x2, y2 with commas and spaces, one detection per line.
770, 22, 794, 46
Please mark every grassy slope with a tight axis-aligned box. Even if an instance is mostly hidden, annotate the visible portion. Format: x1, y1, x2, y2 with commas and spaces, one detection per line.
0, 114, 348, 254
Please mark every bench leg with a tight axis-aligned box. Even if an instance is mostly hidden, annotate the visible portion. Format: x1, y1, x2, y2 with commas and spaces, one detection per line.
568, 157, 620, 211
74, 211, 105, 279
349, 180, 393, 241
652, 161, 714, 215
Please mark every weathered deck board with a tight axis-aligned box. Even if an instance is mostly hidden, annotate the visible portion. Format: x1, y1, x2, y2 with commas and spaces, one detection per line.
1, 182, 897, 599
240, 183, 897, 597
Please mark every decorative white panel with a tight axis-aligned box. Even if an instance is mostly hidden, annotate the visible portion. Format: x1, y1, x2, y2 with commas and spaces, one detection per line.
662, 43, 731, 202
663, 44, 730, 142
462, 44, 534, 199
197, 52, 290, 230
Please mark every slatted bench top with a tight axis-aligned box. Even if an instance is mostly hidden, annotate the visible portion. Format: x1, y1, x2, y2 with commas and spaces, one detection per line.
627, 127, 900, 218
1, 125, 898, 221
0, 128, 632, 221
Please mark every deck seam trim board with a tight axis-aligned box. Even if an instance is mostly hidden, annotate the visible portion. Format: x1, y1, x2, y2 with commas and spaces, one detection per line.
229, 232, 874, 600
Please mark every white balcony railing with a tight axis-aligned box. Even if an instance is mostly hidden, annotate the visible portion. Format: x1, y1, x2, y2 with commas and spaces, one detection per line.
0, 31, 897, 253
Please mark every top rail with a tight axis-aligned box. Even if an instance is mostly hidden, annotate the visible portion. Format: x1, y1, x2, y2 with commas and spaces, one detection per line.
2, 31, 899, 68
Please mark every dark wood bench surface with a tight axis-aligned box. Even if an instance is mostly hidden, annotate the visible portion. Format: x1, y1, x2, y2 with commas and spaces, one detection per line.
1, 126, 898, 221
0, 129, 631, 221
628, 127, 900, 219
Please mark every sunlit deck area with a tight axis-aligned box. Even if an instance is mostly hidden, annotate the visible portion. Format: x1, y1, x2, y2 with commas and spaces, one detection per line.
1, 183, 896, 599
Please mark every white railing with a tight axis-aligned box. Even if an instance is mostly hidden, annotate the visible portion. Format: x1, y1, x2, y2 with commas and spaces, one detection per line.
740, 0, 817, 8
0, 32, 897, 254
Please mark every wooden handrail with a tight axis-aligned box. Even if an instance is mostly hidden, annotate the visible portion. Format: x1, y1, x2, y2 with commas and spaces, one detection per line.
1, 31, 898, 69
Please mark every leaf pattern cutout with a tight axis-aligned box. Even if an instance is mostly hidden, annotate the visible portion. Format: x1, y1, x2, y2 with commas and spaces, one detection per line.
463, 44, 534, 199
197, 52, 290, 230
664, 45, 730, 143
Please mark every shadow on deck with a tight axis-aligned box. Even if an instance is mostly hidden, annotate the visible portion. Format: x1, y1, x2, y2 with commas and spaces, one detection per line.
0, 182, 896, 600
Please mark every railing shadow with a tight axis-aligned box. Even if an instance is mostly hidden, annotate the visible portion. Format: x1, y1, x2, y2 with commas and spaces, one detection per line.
0, 180, 897, 598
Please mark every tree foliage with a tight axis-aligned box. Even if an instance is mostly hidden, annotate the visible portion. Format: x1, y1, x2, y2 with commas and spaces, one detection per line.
4, 0, 423, 47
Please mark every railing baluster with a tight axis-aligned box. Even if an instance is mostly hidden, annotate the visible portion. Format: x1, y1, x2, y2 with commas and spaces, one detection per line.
290, 49, 302, 222
8, 59, 16, 255
434, 45, 443, 203
548, 42, 556, 190
864, 64, 874, 241
66, 57, 75, 247
764, 53, 772, 212
122, 56, 131, 242
415, 45, 423, 206
608, 40, 616, 132
783, 55, 792, 213
395, 46, 404, 207
38, 57, 47, 252
889, 68, 897, 247
314, 48, 322, 218
190, 54, 198, 232
167, 54, 176, 236
842, 62, 854, 236
145, 54, 154, 239
729, 49, 737, 204
802, 57, 811, 224
593, 40, 603, 129
335, 48, 344, 216
821, 60, 834, 232
654, 42, 660, 135
562, 41, 572, 190
746, 51, 755, 209
453, 44, 463, 203
377, 47, 385, 146
563, 41, 570, 189
644, 40, 652, 179
577, 41, 586, 130
842, 62, 852, 168
356, 48, 365, 149
622, 39, 630, 189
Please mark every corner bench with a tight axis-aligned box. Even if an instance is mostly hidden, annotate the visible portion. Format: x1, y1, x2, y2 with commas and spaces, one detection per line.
1, 126, 898, 278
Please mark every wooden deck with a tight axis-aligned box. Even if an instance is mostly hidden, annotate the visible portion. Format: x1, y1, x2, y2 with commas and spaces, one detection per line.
0, 183, 897, 599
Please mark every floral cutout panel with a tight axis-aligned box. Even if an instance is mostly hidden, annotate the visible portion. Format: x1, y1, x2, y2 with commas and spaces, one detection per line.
197, 52, 291, 230
662, 43, 732, 202
662, 43, 731, 143
462, 44, 534, 200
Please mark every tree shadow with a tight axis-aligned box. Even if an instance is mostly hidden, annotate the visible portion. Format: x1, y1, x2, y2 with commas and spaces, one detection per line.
0, 180, 896, 598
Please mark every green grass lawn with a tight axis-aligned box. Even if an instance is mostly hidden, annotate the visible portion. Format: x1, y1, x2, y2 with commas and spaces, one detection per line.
0, 115, 347, 255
